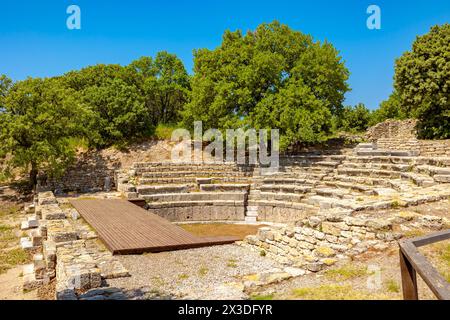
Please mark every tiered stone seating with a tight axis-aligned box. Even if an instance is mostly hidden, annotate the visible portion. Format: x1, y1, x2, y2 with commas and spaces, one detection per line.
119, 143, 450, 225
124, 162, 255, 222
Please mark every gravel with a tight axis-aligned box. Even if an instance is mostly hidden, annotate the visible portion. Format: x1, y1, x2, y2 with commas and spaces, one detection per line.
107, 244, 283, 300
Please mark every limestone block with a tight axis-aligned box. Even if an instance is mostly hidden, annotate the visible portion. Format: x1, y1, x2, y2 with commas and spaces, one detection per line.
321, 222, 342, 236
314, 246, 336, 258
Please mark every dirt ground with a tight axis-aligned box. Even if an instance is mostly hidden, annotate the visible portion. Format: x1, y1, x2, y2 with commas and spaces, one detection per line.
179, 223, 268, 239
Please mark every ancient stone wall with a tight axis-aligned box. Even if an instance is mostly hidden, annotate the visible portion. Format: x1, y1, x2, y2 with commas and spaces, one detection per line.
42, 140, 173, 193
45, 153, 120, 193
243, 209, 447, 272
366, 119, 418, 142
366, 119, 450, 156
418, 140, 450, 157
21, 192, 129, 299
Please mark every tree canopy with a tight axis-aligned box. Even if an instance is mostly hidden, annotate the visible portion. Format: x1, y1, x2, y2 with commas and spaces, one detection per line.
0, 77, 89, 187
181, 21, 350, 148
394, 23, 450, 139
0, 51, 190, 187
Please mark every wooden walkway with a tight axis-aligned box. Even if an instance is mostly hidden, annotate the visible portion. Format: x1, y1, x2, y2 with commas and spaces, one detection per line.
70, 199, 239, 254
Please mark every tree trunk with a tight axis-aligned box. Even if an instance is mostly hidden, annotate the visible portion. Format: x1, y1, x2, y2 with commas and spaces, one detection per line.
29, 163, 38, 192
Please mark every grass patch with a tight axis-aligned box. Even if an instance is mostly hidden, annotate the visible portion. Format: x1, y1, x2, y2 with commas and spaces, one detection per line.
0, 204, 21, 219
155, 123, 180, 140
227, 259, 238, 268
403, 229, 427, 238
324, 264, 368, 281
251, 294, 275, 300
0, 224, 16, 249
385, 279, 400, 293
0, 248, 31, 274
421, 241, 450, 282
59, 203, 74, 210
179, 223, 266, 239
178, 273, 189, 280
198, 266, 209, 277
290, 285, 390, 300
391, 200, 400, 209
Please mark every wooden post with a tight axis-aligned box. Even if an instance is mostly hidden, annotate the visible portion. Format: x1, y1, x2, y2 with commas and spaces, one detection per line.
400, 249, 418, 300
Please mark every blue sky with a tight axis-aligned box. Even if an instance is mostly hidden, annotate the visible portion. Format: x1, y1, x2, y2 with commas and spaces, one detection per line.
1, 1, 449, 109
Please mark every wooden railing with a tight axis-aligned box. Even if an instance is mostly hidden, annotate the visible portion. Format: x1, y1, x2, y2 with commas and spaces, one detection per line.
399, 229, 450, 300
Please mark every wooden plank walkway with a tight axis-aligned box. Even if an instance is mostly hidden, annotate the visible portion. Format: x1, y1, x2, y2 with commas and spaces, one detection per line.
70, 199, 239, 255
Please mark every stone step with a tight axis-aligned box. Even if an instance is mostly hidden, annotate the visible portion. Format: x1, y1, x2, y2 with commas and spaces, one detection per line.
315, 161, 341, 168
260, 184, 312, 194
146, 200, 244, 209
262, 177, 317, 186
280, 155, 346, 163
249, 200, 317, 212
140, 171, 248, 178
141, 192, 247, 202
355, 143, 377, 150
329, 175, 416, 192
245, 216, 258, 223
339, 162, 412, 172
337, 168, 401, 178
434, 175, 450, 183
315, 188, 349, 199
416, 165, 450, 177
355, 150, 419, 157
284, 167, 334, 174
135, 165, 242, 172
200, 184, 250, 193
259, 192, 306, 202
372, 188, 399, 196
322, 181, 376, 195
305, 195, 355, 210
136, 184, 189, 195
273, 172, 327, 180
139, 177, 251, 185
400, 172, 436, 187
246, 210, 259, 217
345, 156, 416, 165
133, 162, 243, 169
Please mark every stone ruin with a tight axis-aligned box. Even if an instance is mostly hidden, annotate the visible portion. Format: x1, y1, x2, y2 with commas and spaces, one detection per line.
20, 192, 130, 300
366, 119, 450, 157
116, 139, 450, 273
18, 120, 450, 298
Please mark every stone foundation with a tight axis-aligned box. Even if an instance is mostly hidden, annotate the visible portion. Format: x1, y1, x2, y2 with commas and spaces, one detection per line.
243, 208, 448, 272
21, 192, 130, 299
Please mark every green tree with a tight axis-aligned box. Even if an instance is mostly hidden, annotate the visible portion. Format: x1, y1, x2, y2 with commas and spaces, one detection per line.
81, 77, 150, 147
62, 52, 190, 147
0, 75, 12, 107
394, 23, 450, 139
182, 21, 349, 147
252, 80, 332, 149
130, 52, 190, 126
337, 103, 372, 133
370, 91, 407, 126
0, 78, 90, 188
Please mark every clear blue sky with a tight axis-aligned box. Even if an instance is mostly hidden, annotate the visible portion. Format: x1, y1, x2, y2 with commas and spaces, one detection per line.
1, 0, 449, 109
